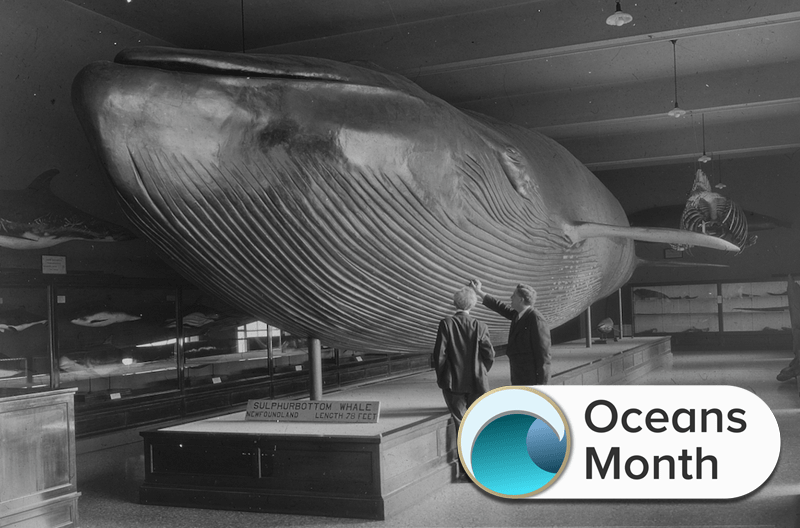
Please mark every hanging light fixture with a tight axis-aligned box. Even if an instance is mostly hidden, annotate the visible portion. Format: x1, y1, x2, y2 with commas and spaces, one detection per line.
715, 154, 727, 189
606, 1, 633, 26
240, 0, 246, 53
698, 114, 711, 163
667, 39, 686, 118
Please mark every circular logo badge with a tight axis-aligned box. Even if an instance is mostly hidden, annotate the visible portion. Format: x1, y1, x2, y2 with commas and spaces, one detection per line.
458, 386, 570, 497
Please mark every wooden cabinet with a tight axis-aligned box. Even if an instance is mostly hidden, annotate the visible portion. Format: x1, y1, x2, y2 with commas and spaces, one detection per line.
0, 388, 80, 527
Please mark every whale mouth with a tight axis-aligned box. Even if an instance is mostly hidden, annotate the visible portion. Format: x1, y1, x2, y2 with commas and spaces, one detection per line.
114, 46, 405, 90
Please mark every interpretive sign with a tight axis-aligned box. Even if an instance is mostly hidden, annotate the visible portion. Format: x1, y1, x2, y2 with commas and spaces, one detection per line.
244, 399, 381, 423
41, 255, 67, 274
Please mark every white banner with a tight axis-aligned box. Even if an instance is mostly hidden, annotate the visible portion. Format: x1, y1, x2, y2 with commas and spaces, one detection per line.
458, 385, 780, 499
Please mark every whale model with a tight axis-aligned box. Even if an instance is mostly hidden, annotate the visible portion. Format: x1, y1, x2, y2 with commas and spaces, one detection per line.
71, 47, 738, 353
0, 169, 136, 249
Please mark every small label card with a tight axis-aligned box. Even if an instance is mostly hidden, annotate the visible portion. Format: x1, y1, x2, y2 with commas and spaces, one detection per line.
42, 255, 67, 274
245, 400, 380, 423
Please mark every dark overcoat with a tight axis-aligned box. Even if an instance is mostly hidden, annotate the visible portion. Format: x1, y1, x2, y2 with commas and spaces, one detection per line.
483, 294, 551, 384
433, 311, 495, 393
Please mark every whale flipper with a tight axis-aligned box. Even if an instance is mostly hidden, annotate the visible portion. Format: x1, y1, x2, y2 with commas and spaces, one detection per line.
565, 222, 740, 252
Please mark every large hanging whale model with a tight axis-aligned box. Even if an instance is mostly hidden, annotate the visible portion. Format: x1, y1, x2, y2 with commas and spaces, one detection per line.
71, 47, 738, 353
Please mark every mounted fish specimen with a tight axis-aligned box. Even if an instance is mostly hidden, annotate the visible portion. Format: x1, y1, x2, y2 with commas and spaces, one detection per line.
164, 303, 252, 329
671, 169, 756, 254
67, 304, 143, 327
0, 307, 47, 332
632, 288, 697, 301
0, 169, 136, 249
59, 336, 126, 374
71, 47, 739, 353
171, 307, 221, 328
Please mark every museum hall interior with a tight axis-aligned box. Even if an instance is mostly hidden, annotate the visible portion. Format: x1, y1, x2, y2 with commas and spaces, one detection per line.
2, 1, 800, 527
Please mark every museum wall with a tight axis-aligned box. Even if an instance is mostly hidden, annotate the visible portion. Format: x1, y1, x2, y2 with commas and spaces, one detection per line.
0, 0, 175, 278
596, 152, 800, 286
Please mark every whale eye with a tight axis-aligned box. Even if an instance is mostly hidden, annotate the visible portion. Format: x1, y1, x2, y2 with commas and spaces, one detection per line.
500, 146, 534, 199
505, 147, 522, 164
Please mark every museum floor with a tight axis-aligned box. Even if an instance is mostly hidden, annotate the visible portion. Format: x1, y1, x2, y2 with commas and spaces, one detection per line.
75, 346, 800, 528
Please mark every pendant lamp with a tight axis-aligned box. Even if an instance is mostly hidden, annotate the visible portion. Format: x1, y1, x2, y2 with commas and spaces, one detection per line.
606, 2, 633, 26
715, 155, 726, 189
698, 114, 711, 163
667, 40, 686, 118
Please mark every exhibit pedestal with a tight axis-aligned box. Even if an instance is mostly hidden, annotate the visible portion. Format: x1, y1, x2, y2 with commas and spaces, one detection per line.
138, 337, 670, 520
139, 413, 455, 520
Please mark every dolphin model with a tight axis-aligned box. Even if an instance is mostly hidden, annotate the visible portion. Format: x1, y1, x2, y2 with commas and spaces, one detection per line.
0, 169, 136, 249
68, 305, 143, 327
71, 47, 738, 353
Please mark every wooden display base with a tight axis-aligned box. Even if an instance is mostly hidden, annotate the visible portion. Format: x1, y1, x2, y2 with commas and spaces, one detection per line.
552, 336, 671, 385
138, 337, 670, 520
139, 413, 456, 520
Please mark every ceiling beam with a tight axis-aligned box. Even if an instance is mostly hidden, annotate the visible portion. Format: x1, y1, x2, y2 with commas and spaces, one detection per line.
257, 0, 800, 73
551, 100, 800, 170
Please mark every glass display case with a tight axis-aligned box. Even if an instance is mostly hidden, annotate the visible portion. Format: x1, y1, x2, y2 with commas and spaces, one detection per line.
180, 288, 268, 387
0, 286, 50, 390
0, 274, 427, 437
632, 283, 719, 335
720, 281, 790, 332
632, 279, 794, 346
55, 285, 179, 400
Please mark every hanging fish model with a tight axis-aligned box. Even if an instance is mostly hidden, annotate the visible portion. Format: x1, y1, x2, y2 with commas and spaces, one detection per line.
69, 306, 143, 327
0, 169, 136, 249
71, 47, 739, 353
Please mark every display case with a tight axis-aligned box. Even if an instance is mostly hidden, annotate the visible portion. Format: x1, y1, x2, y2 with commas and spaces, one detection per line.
632, 279, 793, 349
55, 285, 180, 401
720, 281, 790, 332
180, 288, 270, 387
632, 283, 719, 335
0, 274, 430, 437
0, 286, 50, 389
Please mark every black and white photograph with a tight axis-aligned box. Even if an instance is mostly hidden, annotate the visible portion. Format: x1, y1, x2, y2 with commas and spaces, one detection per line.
1, 1, 799, 526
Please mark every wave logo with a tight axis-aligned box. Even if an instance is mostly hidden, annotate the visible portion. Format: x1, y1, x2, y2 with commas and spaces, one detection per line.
458, 386, 570, 498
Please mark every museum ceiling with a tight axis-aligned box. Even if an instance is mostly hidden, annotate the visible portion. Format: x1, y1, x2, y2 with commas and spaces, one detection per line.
63, 0, 800, 172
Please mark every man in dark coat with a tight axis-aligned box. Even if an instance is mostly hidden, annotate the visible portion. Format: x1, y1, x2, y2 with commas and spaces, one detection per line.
433, 286, 495, 432
469, 279, 551, 385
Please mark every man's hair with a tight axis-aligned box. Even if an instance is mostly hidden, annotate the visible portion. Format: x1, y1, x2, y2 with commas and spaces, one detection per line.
515, 284, 537, 306
453, 287, 477, 311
